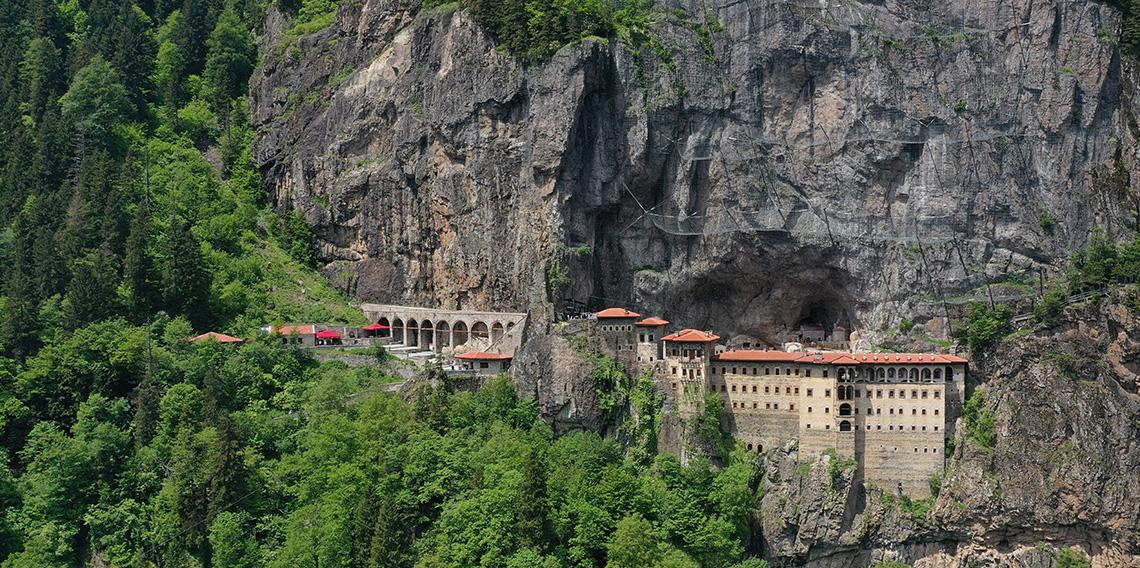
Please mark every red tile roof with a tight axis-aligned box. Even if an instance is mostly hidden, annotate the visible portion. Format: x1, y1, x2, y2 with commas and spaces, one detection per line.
455, 351, 513, 361
596, 307, 641, 319
277, 325, 315, 335
187, 332, 243, 344
662, 329, 720, 343
712, 350, 802, 362
712, 349, 968, 365
635, 317, 670, 326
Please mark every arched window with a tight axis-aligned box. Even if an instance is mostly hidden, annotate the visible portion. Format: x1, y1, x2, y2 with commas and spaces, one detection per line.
839, 403, 852, 416
877, 367, 886, 380
945, 366, 954, 381
846, 386, 854, 400
406, 319, 419, 347
933, 368, 942, 380
909, 368, 919, 381
888, 367, 896, 379
392, 318, 405, 343
839, 420, 852, 431
922, 368, 931, 380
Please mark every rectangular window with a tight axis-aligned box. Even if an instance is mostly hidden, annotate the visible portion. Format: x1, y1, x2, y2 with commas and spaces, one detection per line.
855, 390, 861, 398
824, 407, 829, 414
823, 370, 829, 378
922, 409, 927, 415
934, 426, 939, 431
721, 385, 726, 392
671, 382, 677, 390
825, 389, 831, 397
480, 362, 489, 369
795, 388, 799, 395
731, 384, 737, 392
765, 367, 770, 375
889, 408, 894, 415
922, 390, 928, 399
765, 403, 771, 409
912, 390, 918, 398
776, 368, 781, 375
876, 408, 881, 415
774, 403, 779, 410
807, 389, 813, 397
934, 409, 940, 415
732, 367, 737, 374
912, 409, 917, 415
752, 402, 757, 409
877, 425, 881, 430
934, 391, 941, 399
795, 368, 800, 376
876, 390, 883, 398
765, 386, 770, 394
805, 369, 812, 377
889, 390, 895, 398
790, 404, 795, 410
752, 385, 757, 393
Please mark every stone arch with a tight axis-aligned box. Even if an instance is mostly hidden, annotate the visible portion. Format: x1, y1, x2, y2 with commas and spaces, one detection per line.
420, 320, 434, 351
945, 366, 954, 381
492, 322, 504, 342
392, 318, 404, 343
887, 367, 896, 379
839, 403, 852, 416
877, 367, 886, 380
472, 321, 489, 341
407, 319, 419, 347
378, 317, 391, 338
933, 368, 942, 380
909, 368, 919, 381
437, 321, 451, 349
922, 368, 931, 381
453, 321, 468, 345
839, 420, 852, 432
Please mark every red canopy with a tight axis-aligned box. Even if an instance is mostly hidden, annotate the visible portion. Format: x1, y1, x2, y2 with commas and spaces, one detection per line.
362, 323, 390, 331
315, 330, 341, 339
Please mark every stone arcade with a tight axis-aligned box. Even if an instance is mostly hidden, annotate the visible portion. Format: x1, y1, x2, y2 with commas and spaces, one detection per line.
596, 307, 967, 497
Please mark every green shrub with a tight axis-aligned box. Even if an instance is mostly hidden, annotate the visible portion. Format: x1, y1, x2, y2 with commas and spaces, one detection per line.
953, 99, 967, 114
1039, 212, 1057, 235
898, 317, 914, 334
961, 388, 996, 451
964, 302, 1012, 351
1055, 547, 1091, 568
1033, 289, 1066, 325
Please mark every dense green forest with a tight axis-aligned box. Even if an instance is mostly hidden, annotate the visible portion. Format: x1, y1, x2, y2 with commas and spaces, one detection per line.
0, 0, 771, 566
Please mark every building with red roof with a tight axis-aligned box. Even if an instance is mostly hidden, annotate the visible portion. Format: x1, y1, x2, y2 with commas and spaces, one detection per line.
187, 331, 244, 344
456, 351, 513, 375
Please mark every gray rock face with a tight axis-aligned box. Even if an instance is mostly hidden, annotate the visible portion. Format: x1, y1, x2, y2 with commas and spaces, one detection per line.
253, 0, 1139, 344
252, 0, 1140, 564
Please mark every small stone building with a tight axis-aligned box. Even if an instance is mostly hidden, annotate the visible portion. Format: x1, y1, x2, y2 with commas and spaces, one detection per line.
456, 351, 512, 376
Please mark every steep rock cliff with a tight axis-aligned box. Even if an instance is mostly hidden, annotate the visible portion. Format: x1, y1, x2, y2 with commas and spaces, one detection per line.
253, 0, 1140, 344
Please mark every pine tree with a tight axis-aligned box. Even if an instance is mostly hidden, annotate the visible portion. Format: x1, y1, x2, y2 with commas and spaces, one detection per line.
163, 217, 211, 328
124, 206, 159, 322
65, 251, 121, 326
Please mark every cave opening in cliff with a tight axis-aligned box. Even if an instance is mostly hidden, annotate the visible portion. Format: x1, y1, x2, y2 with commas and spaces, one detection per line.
791, 295, 852, 344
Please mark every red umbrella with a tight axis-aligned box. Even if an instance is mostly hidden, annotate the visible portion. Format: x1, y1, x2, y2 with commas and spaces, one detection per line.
362, 323, 390, 331
315, 330, 342, 339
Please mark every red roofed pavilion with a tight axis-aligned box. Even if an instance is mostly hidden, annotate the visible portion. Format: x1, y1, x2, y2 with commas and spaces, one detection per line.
662, 328, 721, 343
187, 331, 243, 344
596, 307, 641, 319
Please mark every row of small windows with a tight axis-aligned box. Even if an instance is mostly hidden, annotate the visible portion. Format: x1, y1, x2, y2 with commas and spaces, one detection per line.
671, 367, 703, 377
827, 405, 940, 416
715, 384, 802, 395
710, 365, 955, 382
602, 325, 634, 332
670, 348, 707, 358
806, 421, 941, 433
731, 401, 796, 410
638, 333, 656, 342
